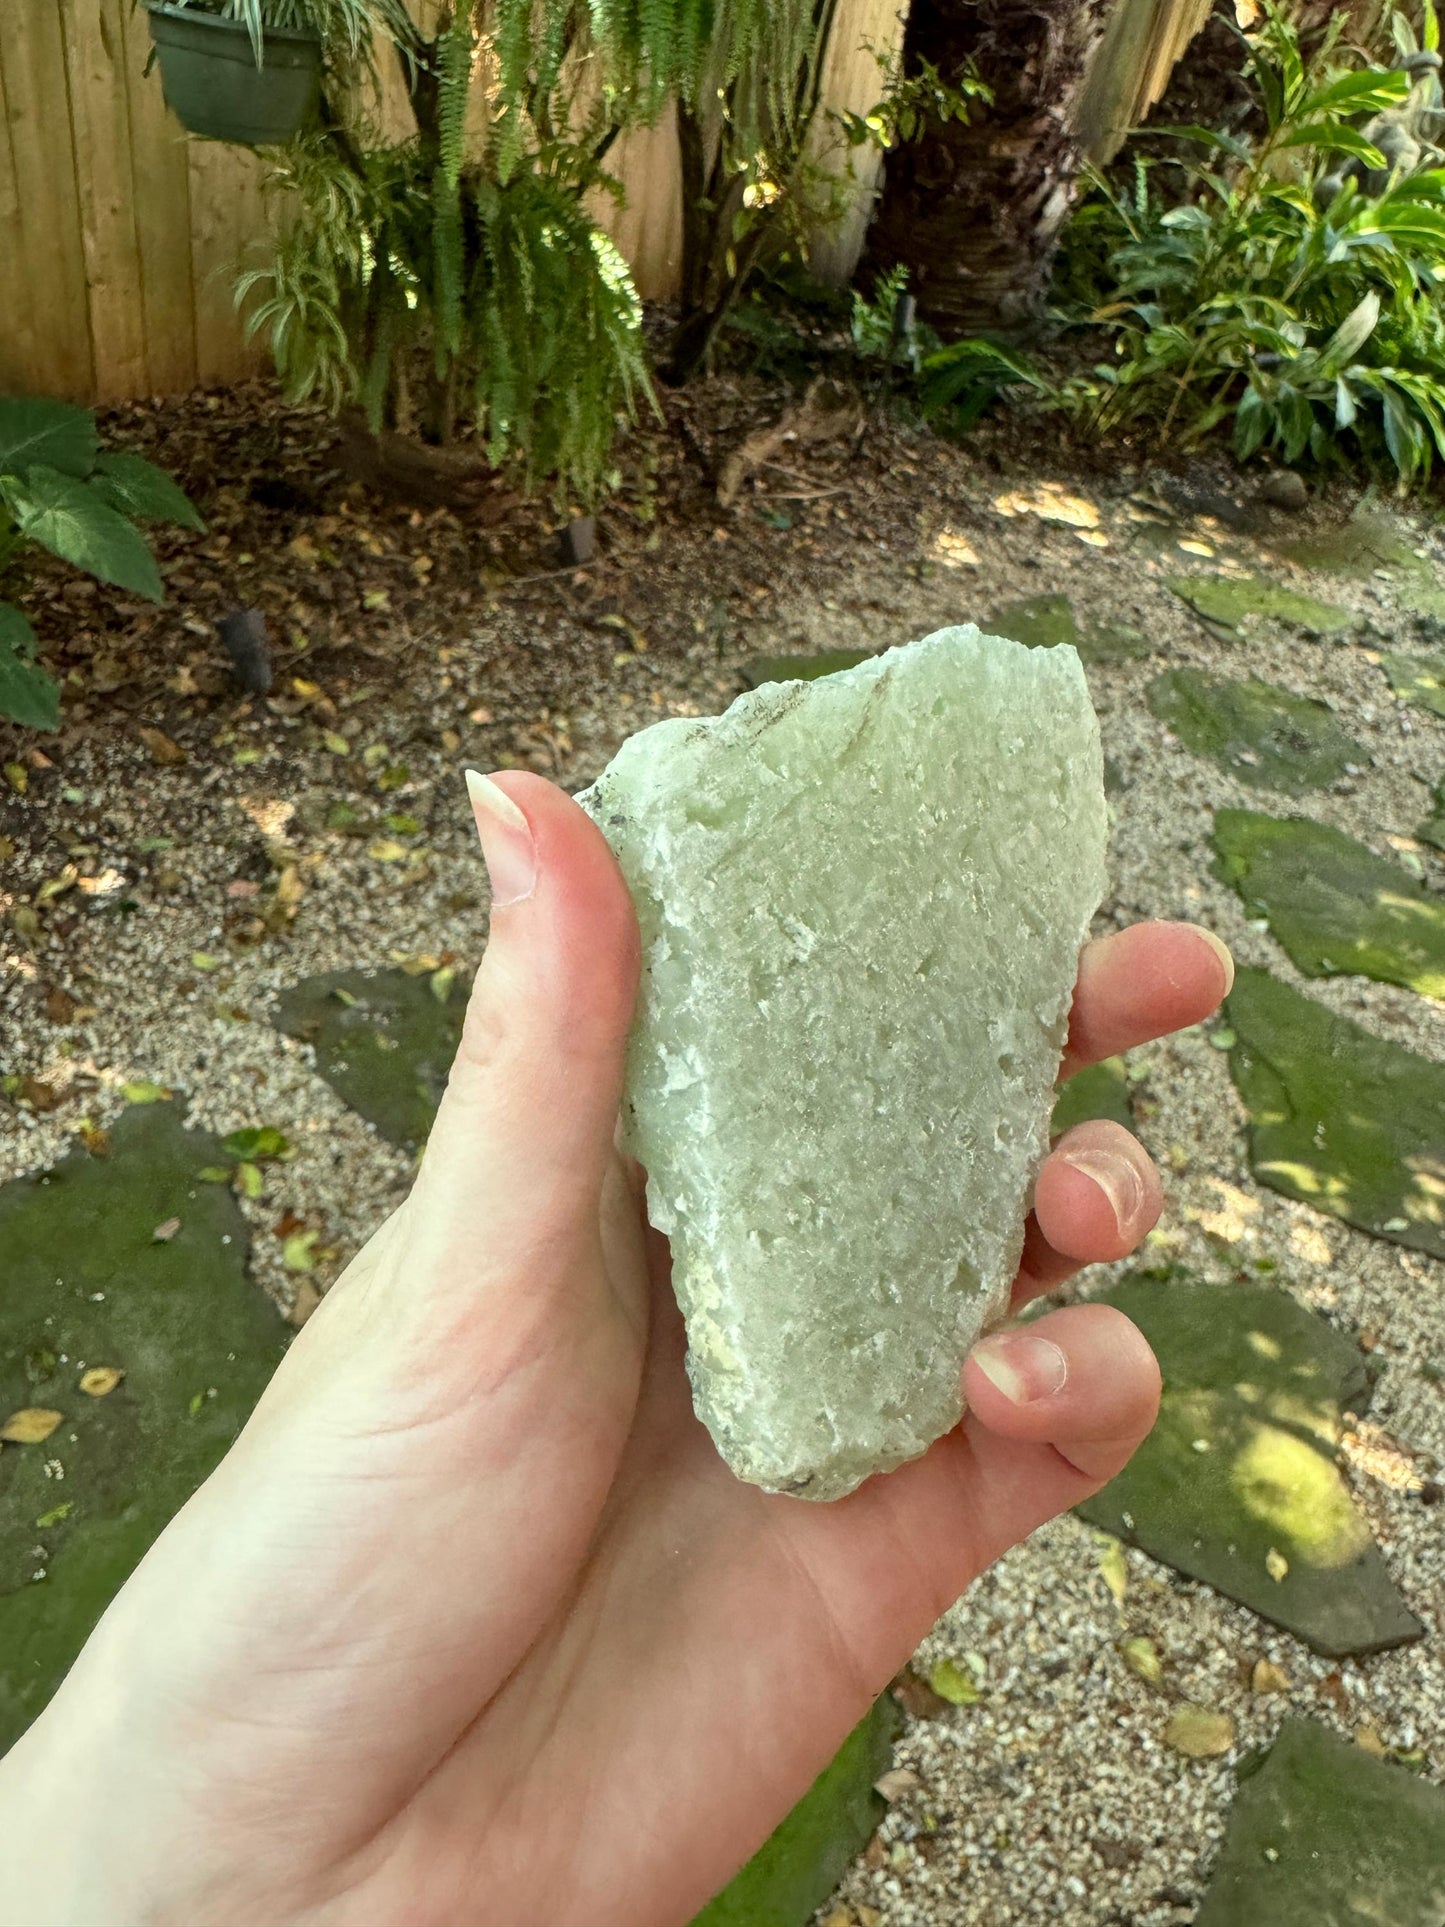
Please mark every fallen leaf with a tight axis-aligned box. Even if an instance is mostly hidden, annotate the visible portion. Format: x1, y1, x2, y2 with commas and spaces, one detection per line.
43, 985, 79, 1025
368, 838, 409, 863
138, 726, 186, 768
1096, 1532, 1129, 1605
1, 1407, 64, 1445
191, 951, 222, 973
78, 1123, 111, 1159
6, 760, 29, 793
1265, 1546, 1289, 1583
226, 879, 261, 900
283, 1229, 319, 1272
237, 1161, 264, 1199
1355, 1724, 1387, 1757
20, 1076, 60, 1112
1164, 1705, 1235, 1759
79, 1366, 124, 1397
275, 865, 305, 908
469, 703, 494, 724
430, 965, 456, 1004
891, 1665, 950, 1720
1317, 1670, 1350, 1713
873, 1768, 922, 1803
928, 1657, 982, 1706
35, 1501, 73, 1528
121, 1079, 168, 1105
1252, 1659, 1290, 1695
222, 1126, 291, 1162
1121, 1636, 1164, 1686
151, 1216, 181, 1243
322, 731, 351, 756
288, 1277, 322, 1327
11, 904, 41, 947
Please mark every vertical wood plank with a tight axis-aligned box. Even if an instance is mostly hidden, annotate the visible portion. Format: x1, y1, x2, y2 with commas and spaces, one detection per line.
1, 1, 93, 399
59, 0, 149, 402
188, 140, 264, 386
806, 0, 905, 285
604, 109, 684, 301
0, 44, 40, 395
118, 0, 199, 394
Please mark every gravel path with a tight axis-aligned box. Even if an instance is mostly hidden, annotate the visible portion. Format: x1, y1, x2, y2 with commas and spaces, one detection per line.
1, 382, 1440, 1925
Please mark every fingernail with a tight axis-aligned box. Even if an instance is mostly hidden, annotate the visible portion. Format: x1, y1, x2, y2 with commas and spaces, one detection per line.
971, 1332, 1068, 1405
465, 770, 536, 908
1184, 923, 1235, 997
1056, 1147, 1146, 1237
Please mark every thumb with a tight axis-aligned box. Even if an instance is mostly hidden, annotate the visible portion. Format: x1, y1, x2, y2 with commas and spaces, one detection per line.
409, 769, 641, 1256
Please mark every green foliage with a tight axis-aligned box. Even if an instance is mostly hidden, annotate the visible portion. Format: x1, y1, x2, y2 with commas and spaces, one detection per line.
238, 4, 654, 506
169, 0, 400, 67
1054, 4, 1445, 484
835, 43, 990, 153
0, 398, 202, 730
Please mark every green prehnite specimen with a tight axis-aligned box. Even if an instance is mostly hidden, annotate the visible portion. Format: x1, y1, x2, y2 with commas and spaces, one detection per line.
580, 626, 1107, 1500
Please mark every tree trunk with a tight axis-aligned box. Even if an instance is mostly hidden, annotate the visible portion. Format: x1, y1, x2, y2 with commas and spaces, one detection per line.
865, 0, 1117, 337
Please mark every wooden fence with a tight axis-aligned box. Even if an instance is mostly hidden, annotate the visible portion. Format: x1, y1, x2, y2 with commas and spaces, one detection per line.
0, 0, 1207, 406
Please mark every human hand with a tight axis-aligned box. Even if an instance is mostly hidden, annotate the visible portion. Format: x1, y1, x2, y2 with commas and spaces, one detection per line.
0, 774, 1231, 1927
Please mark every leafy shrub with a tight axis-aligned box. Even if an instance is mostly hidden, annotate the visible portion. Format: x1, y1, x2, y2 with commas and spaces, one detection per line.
0, 399, 202, 730
1053, 4, 1445, 483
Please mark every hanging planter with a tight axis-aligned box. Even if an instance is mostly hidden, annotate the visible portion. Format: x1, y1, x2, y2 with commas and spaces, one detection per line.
146, 5, 321, 147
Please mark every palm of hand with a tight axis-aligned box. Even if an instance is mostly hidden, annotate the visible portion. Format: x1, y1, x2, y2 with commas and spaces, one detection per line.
2, 776, 1228, 1927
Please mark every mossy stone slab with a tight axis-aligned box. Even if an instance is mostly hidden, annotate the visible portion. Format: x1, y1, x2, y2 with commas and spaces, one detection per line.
1271, 510, 1427, 580
1167, 574, 1353, 637
1052, 1055, 1133, 1137
1214, 809, 1445, 998
1195, 1718, 1445, 1927
273, 967, 469, 1150
1420, 775, 1445, 853
0, 1101, 289, 1753
1147, 668, 1365, 793
1225, 967, 1445, 1259
1077, 1278, 1421, 1656
989, 595, 1151, 662
690, 1696, 899, 1927
741, 652, 872, 688
1381, 651, 1445, 720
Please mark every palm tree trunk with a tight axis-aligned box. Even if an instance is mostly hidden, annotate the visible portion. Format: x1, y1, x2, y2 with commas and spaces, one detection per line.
865, 0, 1119, 337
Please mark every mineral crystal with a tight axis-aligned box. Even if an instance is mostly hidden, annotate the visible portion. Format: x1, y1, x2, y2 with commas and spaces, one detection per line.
579, 625, 1107, 1499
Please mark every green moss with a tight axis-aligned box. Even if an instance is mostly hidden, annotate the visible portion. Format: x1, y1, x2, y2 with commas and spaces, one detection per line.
0, 1102, 289, 1752
1167, 574, 1353, 637
1077, 1278, 1421, 1656
1225, 968, 1445, 1259
272, 967, 470, 1150
1052, 1056, 1133, 1136
741, 652, 872, 688
1213, 809, 1445, 997
1380, 651, 1445, 720
1147, 669, 1365, 793
989, 595, 1150, 661
1196, 1720, 1445, 1926
690, 1696, 899, 1927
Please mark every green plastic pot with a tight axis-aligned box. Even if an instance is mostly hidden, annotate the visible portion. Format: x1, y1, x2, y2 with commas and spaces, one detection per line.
146, 5, 321, 146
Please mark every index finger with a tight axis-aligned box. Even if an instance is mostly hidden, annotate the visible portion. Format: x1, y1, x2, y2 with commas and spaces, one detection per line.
1060, 921, 1233, 1081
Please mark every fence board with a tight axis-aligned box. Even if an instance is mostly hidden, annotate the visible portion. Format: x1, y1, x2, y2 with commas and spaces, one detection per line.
3, 0, 1210, 406
1, 4, 93, 400
118, 0, 199, 395
59, 0, 149, 402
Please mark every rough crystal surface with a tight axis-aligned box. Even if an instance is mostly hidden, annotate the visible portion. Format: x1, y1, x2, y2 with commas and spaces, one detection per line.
579, 626, 1107, 1499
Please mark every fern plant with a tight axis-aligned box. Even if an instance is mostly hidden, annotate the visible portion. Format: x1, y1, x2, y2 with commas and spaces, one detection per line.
238, 3, 655, 507
1052, 2, 1445, 483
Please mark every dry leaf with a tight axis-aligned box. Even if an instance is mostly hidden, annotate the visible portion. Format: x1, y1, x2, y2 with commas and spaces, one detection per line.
1164, 1705, 1235, 1759
891, 1665, 950, 1721
20, 1076, 60, 1113
151, 1217, 181, 1243
1265, 1546, 1289, 1583
1096, 1532, 1129, 1605
79, 1366, 124, 1398
288, 1277, 322, 1327
11, 904, 41, 947
78, 1122, 111, 1159
1355, 1725, 1387, 1758
1, 1407, 64, 1445
873, 1768, 921, 1803
1252, 1659, 1290, 1695
43, 985, 79, 1025
276, 865, 305, 908
1121, 1636, 1163, 1686
138, 726, 186, 768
